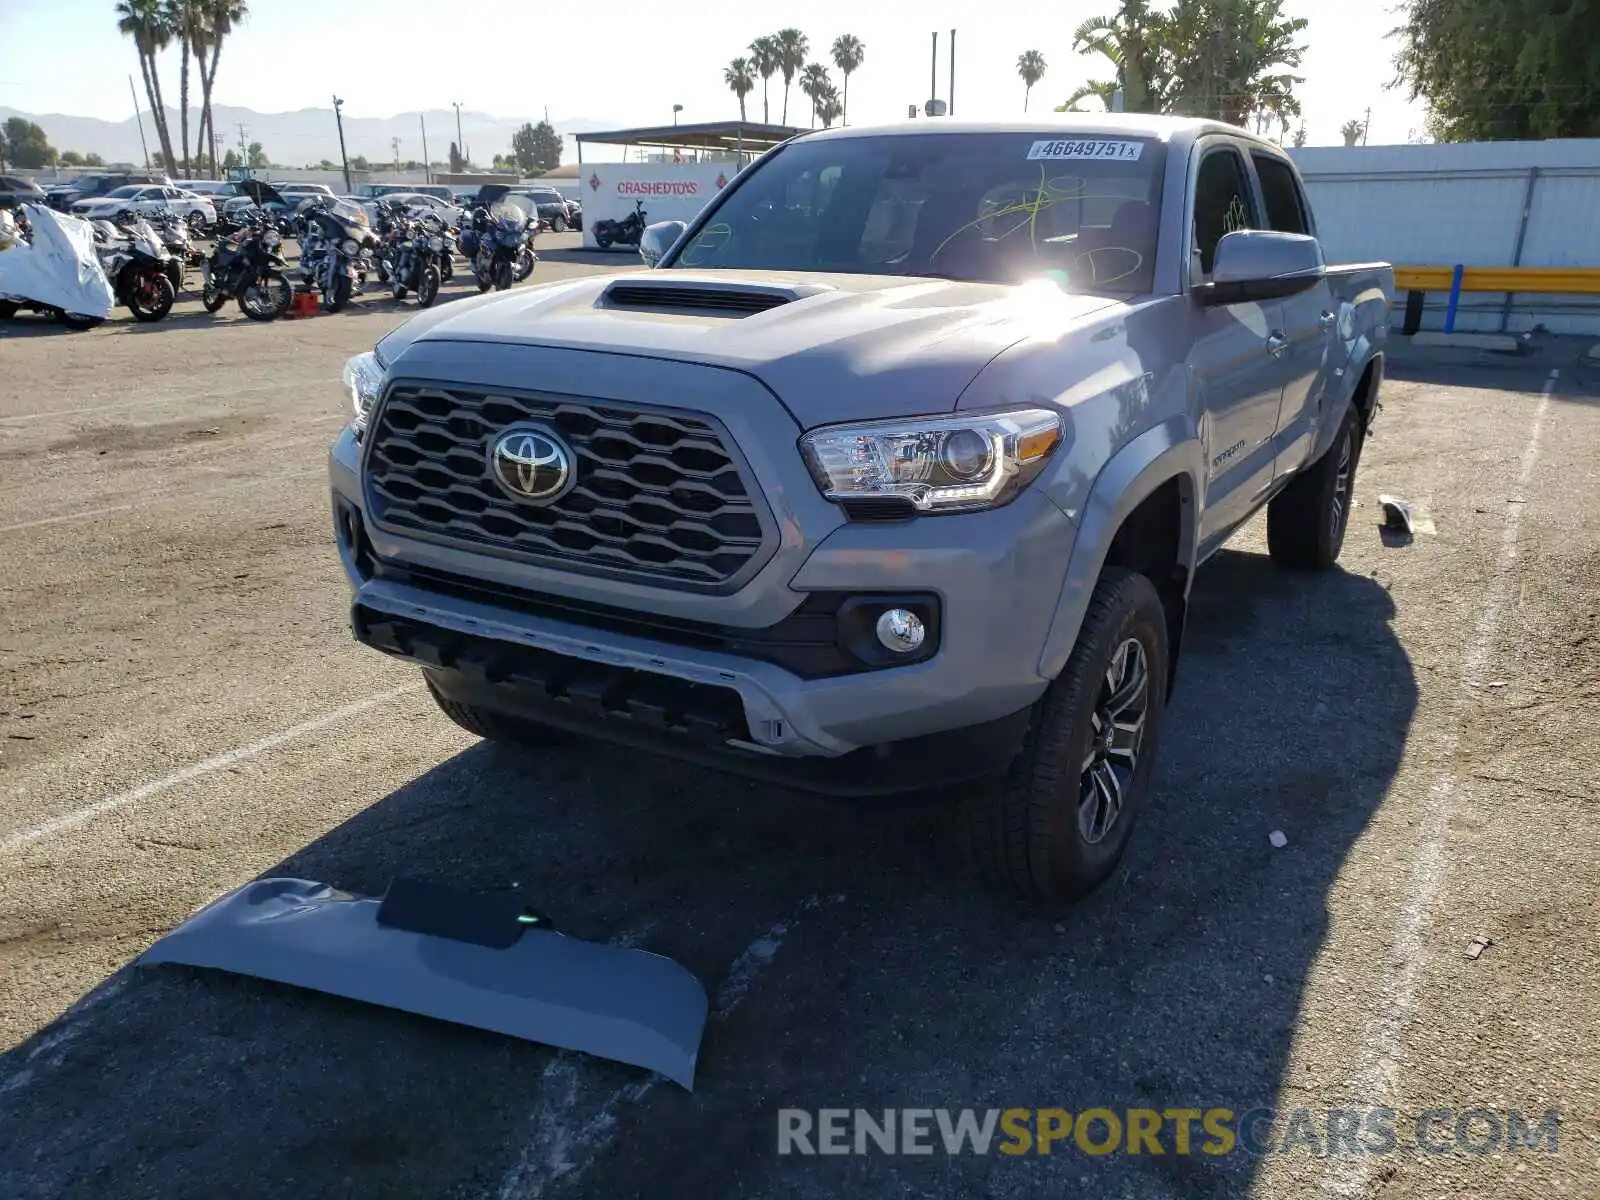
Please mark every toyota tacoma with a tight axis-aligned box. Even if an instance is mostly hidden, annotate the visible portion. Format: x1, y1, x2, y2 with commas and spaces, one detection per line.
330, 116, 1393, 903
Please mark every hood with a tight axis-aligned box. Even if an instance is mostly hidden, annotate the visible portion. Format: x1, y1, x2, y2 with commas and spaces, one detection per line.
380, 270, 1122, 424
233, 179, 289, 207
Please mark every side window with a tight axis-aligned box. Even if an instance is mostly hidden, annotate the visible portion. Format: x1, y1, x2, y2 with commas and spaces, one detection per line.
164, 188, 183, 200
1251, 153, 1309, 235
1191, 148, 1256, 276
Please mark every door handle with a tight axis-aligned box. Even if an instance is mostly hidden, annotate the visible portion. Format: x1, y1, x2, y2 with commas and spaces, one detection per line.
1266, 333, 1289, 358
1318, 310, 1338, 329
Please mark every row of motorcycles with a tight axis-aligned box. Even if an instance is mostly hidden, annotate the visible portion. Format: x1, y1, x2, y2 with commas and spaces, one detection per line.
0, 187, 542, 329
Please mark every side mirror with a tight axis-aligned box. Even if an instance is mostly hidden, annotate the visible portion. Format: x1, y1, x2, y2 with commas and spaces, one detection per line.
639, 219, 686, 267
1200, 230, 1325, 306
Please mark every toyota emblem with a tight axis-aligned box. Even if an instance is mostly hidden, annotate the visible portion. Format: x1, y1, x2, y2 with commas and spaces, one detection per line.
489, 428, 573, 503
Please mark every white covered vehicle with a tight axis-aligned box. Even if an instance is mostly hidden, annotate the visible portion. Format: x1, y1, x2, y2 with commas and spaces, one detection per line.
0, 205, 117, 329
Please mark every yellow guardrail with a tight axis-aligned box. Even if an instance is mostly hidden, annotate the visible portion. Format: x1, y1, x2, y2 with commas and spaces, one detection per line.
1395, 265, 1600, 295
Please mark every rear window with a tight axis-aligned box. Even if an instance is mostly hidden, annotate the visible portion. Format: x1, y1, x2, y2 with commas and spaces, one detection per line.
1251, 152, 1310, 236
670, 131, 1167, 294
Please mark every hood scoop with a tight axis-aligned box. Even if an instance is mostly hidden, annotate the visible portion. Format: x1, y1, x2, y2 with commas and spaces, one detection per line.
600, 277, 833, 317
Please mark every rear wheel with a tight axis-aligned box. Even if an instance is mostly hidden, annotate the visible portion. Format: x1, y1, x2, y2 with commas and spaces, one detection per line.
1267, 401, 1363, 570
551, 214, 568, 234
425, 677, 566, 746
201, 272, 227, 313
962, 568, 1169, 904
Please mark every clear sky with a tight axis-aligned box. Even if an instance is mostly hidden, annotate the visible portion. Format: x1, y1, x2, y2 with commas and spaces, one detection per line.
0, 0, 1428, 151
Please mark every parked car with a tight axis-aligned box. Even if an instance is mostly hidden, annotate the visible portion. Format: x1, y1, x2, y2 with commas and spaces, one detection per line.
0, 174, 47, 210
373, 191, 466, 228
519, 185, 574, 232
72, 184, 217, 229
330, 115, 1394, 904
362, 183, 460, 204
181, 180, 243, 200
45, 172, 170, 211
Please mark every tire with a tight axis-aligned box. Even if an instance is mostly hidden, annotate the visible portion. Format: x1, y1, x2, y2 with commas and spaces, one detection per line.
513, 247, 535, 282
201, 272, 226, 313
56, 311, 103, 330
962, 568, 1169, 904
551, 214, 567, 233
0, 301, 17, 320
425, 677, 565, 746
392, 282, 408, 301
238, 270, 292, 321
128, 270, 175, 322
322, 270, 352, 312
417, 263, 440, 308
595, 228, 613, 250
1266, 402, 1364, 571
492, 258, 513, 291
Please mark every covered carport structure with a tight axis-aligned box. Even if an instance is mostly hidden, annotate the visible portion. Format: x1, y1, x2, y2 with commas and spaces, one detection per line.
573, 121, 806, 171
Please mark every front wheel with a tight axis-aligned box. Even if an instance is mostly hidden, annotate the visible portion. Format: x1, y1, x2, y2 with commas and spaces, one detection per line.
594, 228, 614, 250
962, 568, 1168, 904
417, 263, 441, 308
322, 269, 352, 312
201, 271, 227, 313
492, 257, 513, 291
425, 676, 565, 746
127, 270, 175, 322
56, 310, 104, 331
1266, 401, 1364, 570
238, 270, 293, 321
513, 246, 535, 282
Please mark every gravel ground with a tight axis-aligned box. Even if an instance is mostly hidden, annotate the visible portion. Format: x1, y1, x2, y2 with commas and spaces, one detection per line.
1, 260, 1596, 1200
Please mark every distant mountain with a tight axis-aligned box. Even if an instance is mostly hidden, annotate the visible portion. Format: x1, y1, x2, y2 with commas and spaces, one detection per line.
0, 105, 621, 169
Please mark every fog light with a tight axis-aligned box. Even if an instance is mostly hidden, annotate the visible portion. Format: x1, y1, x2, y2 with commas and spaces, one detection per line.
875, 608, 926, 654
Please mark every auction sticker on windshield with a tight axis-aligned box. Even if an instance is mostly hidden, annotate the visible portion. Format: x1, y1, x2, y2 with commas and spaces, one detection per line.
1026, 139, 1145, 162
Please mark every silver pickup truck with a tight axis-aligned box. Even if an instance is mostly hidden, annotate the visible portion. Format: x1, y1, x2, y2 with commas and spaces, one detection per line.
330, 116, 1393, 904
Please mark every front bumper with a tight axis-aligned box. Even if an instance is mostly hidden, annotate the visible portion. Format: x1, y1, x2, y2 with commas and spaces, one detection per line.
329, 373, 1077, 782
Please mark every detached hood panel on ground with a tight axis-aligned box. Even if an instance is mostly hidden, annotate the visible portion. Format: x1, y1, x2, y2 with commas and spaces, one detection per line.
0, 206, 115, 318
381, 271, 1121, 424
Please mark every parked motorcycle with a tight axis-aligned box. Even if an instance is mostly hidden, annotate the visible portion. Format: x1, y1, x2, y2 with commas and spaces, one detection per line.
593, 199, 648, 250
388, 211, 447, 307
200, 213, 294, 321
0, 205, 115, 329
93, 214, 176, 322
143, 209, 202, 293
469, 196, 533, 292
297, 198, 377, 312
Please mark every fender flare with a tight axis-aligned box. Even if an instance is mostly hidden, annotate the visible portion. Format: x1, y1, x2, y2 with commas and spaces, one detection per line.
1037, 417, 1204, 680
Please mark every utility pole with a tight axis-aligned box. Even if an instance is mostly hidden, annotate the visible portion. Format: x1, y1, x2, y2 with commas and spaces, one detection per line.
128, 75, 152, 171
453, 102, 465, 168
930, 32, 938, 114
1363, 106, 1372, 145
332, 95, 352, 193
949, 30, 956, 117
420, 113, 431, 183
391, 136, 401, 172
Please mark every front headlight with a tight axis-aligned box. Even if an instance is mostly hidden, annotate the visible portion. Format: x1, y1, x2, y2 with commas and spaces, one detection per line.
428, 235, 444, 252
799, 407, 1064, 515
343, 349, 387, 436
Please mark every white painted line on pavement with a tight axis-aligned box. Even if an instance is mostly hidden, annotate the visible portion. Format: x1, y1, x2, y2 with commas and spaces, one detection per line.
0, 467, 323, 533
1320, 369, 1557, 1198
496, 896, 832, 1200
0, 684, 423, 855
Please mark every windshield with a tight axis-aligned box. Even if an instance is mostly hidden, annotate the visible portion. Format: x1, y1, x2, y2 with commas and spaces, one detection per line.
104, 186, 144, 199
670, 132, 1168, 294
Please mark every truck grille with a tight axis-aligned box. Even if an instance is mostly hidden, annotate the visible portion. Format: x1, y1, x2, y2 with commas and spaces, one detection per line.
364, 383, 768, 588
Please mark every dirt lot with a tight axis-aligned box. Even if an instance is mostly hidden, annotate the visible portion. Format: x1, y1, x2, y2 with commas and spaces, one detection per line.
1, 251, 1597, 1199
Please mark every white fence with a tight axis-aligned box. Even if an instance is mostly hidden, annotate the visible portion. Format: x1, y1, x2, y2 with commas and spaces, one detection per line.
1287, 140, 1600, 336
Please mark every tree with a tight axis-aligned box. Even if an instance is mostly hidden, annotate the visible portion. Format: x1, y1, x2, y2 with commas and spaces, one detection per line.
829, 34, 865, 126
116, 0, 178, 175
246, 140, 267, 168
221, 148, 241, 171
724, 57, 755, 122
194, 1, 249, 176
817, 87, 843, 129
60, 150, 86, 166
449, 141, 465, 173
1340, 118, 1366, 146
774, 28, 809, 125
1063, 0, 1163, 113
800, 62, 832, 128
749, 36, 780, 124
511, 120, 561, 174
1393, 0, 1600, 140
1017, 50, 1047, 113
167, 0, 206, 176
1292, 123, 1307, 147
350, 154, 371, 171
1, 118, 56, 169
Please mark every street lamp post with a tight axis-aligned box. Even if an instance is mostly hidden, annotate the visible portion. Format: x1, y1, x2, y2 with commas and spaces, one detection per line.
673, 104, 683, 126
332, 95, 352, 193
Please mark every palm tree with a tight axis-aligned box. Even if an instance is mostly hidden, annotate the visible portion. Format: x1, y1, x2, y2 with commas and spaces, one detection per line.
1066, 0, 1166, 114
195, 0, 248, 176
829, 34, 864, 125
774, 28, 809, 126
167, 0, 204, 176
749, 36, 780, 124
1162, 0, 1307, 125
818, 88, 843, 129
116, 0, 178, 175
724, 57, 756, 122
1017, 50, 1047, 113
800, 62, 831, 128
